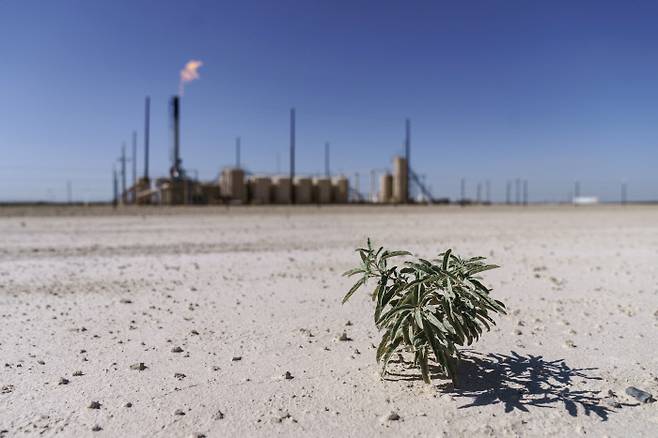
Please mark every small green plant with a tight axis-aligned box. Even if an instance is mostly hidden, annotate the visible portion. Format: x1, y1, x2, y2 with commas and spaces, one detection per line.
342, 239, 506, 384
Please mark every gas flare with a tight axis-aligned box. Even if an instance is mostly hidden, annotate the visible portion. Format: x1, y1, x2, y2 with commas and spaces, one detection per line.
178, 60, 203, 96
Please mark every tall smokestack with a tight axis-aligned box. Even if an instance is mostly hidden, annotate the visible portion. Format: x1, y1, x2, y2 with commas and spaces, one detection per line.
405, 118, 410, 203
144, 96, 150, 180
112, 165, 118, 208
170, 96, 182, 179
290, 108, 296, 204
324, 142, 330, 178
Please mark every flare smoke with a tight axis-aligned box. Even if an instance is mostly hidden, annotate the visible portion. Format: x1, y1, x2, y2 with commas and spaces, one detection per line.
178, 60, 203, 96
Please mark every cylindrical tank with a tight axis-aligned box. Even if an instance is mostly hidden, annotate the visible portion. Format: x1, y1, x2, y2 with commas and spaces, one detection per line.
250, 176, 272, 204
220, 167, 247, 203
333, 176, 349, 203
380, 173, 393, 203
314, 178, 332, 204
393, 156, 408, 204
273, 177, 291, 204
295, 177, 313, 204
201, 183, 221, 205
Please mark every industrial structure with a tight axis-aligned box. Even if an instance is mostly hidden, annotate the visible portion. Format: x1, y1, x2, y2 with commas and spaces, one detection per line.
115, 99, 359, 206
113, 97, 445, 207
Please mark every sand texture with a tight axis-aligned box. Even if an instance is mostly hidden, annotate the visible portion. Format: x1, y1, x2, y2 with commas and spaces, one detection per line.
0, 205, 657, 437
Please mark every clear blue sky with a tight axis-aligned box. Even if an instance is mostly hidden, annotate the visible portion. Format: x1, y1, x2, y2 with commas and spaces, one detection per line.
2, 0, 658, 202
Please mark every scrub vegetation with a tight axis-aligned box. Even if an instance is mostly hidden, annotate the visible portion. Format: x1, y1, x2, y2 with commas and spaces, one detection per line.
342, 239, 506, 384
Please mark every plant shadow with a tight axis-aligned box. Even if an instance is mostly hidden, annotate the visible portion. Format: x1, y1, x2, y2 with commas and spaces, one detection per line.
385, 350, 621, 420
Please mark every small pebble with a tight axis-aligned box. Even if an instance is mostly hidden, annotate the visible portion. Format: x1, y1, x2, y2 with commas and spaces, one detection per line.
386, 411, 400, 421
91, 425, 102, 432
625, 386, 655, 403
213, 410, 224, 420
88, 401, 101, 409
58, 377, 70, 385
130, 362, 147, 371
171, 346, 184, 353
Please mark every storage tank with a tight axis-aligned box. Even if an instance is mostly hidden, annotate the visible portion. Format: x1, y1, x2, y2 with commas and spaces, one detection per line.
220, 167, 247, 203
393, 156, 408, 204
250, 176, 272, 204
160, 180, 186, 205
273, 177, 292, 204
314, 178, 332, 204
333, 176, 349, 203
380, 173, 393, 203
295, 177, 313, 204
201, 183, 221, 205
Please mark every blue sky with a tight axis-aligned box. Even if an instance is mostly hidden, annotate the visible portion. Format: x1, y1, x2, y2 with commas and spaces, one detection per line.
1, 0, 658, 202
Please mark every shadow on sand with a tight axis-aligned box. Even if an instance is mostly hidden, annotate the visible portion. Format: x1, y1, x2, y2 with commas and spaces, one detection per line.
386, 350, 616, 420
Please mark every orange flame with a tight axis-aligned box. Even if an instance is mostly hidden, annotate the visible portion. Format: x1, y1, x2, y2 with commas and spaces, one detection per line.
179, 60, 203, 96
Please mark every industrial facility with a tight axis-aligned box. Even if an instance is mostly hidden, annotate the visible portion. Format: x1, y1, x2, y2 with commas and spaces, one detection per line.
113, 96, 424, 207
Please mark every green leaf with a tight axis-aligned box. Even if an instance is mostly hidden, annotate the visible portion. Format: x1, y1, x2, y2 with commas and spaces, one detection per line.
381, 250, 412, 260
419, 349, 431, 384
342, 277, 366, 304
375, 330, 391, 363
342, 268, 364, 277
442, 249, 452, 270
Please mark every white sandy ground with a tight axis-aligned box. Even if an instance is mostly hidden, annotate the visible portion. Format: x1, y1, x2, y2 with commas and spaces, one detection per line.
0, 205, 657, 437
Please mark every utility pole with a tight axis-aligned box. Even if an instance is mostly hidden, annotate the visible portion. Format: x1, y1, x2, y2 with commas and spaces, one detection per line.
476, 182, 482, 204
236, 136, 241, 168
66, 180, 72, 204
289, 108, 295, 204
132, 130, 137, 203
405, 118, 410, 203
355, 172, 360, 202
112, 166, 118, 208
370, 170, 375, 202
523, 180, 528, 206
506, 180, 511, 205
118, 143, 127, 204
324, 142, 330, 178
485, 180, 491, 204
144, 96, 150, 180
515, 178, 521, 205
